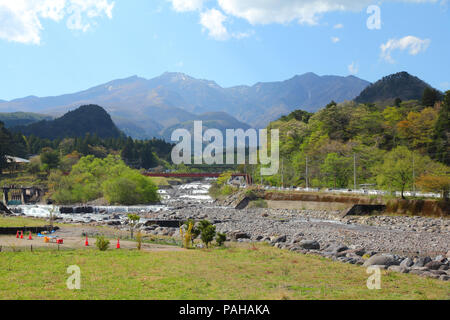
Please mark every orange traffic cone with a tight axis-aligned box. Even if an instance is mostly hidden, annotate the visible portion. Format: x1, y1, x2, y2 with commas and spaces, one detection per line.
28, 232, 33, 240
20, 231, 24, 239
16, 231, 19, 238
85, 235, 89, 246
116, 238, 120, 249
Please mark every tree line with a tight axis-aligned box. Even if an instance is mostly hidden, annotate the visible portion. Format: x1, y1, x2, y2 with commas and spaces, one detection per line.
251, 89, 450, 198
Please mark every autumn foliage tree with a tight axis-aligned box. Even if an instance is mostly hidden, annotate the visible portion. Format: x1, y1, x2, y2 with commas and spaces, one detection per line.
416, 175, 450, 200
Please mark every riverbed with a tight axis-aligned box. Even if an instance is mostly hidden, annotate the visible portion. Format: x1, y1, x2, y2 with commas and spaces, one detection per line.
7, 181, 450, 258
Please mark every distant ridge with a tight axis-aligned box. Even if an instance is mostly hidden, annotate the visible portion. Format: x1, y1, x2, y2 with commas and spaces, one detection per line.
0, 112, 52, 128
12, 104, 123, 140
0, 72, 370, 137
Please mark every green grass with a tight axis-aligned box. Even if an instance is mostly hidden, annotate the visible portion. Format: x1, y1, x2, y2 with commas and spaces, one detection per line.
0, 243, 448, 300
0, 216, 64, 228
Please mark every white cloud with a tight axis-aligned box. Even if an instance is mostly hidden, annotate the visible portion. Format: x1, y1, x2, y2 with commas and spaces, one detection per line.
331, 36, 340, 43
0, 0, 115, 45
169, 0, 205, 12
380, 35, 431, 63
348, 61, 359, 75
200, 8, 229, 40
216, 0, 438, 26
167, 1, 439, 40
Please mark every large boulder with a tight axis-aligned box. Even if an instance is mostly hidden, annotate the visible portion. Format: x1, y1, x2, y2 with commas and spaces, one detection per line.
363, 254, 400, 267
324, 243, 349, 254
229, 231, 251, 241
271, 235, 287, 243
413, 257, 432, 268
400, 257, 414, 268
298, 240, 320, 250
388, 266, 409, 273
424, 261, 443, 270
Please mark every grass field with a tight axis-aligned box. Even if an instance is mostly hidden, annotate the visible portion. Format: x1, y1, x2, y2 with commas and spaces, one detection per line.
1, 243, 449, 300
0, 216, 62, 228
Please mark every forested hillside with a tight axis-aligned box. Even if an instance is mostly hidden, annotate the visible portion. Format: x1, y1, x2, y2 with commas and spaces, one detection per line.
12, 105, 123, 139
259, 90, 449, 197
354, 72, 439, 104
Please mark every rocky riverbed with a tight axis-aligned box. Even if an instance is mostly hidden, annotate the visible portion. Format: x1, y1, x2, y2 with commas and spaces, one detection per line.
10, 181, 450, 281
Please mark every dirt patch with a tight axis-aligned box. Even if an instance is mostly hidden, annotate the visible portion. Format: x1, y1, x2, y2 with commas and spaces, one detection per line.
0, 225, 182, 252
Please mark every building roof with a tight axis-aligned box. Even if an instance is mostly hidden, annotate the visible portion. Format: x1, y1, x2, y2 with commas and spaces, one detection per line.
6, 155, 30, 163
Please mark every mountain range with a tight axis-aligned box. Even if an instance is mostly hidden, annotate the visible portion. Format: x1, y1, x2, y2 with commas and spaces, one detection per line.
0, 72, 370, 138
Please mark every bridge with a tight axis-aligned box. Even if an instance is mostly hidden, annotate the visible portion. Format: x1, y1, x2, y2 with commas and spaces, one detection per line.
143, 173, 253, 185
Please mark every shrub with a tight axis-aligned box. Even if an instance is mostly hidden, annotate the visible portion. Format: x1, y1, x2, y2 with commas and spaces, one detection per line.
216, 233, 226, 247
244, 189, 258, 199
198, 220, 216, 248
95, 236, 110, 251
220, 185, 236, 196
181, 221, 194, 249
183, 219, 200, 247
136, 231, 143, 250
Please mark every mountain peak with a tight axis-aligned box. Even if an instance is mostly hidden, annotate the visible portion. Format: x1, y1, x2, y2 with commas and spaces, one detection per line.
159, 72, 193, 81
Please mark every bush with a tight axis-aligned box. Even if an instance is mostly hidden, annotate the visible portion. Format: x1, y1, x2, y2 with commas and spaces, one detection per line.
216, 233, 226, 247
198, 220, 216, 248
182, 219, 200, 248
136, 231, 143, 250
95, 236, 110, 251
220, 185, 238, 196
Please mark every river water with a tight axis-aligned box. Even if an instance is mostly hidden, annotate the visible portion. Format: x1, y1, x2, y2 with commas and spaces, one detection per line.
8, 181, 213, 223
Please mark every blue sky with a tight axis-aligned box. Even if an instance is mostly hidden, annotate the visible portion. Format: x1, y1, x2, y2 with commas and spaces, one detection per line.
0, 0, 449, 101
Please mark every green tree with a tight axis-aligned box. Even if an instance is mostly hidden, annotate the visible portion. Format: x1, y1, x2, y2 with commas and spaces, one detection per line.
40, 148, 60, 172
0, 122, 12, 173
127, 213, 140, 239
431, 91, 450, 165
102, 171, 159, 205
197, 220, 216, 248
376, 146, 436, 198
321, 153, 352, 188
422, 87, 442, 107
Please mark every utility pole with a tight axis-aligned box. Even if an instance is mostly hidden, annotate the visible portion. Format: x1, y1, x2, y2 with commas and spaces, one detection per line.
412, 152, 416, 194
305, 156, 309, 189
353, 153, 357, 190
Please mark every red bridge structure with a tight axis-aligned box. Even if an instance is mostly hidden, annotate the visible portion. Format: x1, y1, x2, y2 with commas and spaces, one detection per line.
143, 172, 253, 185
